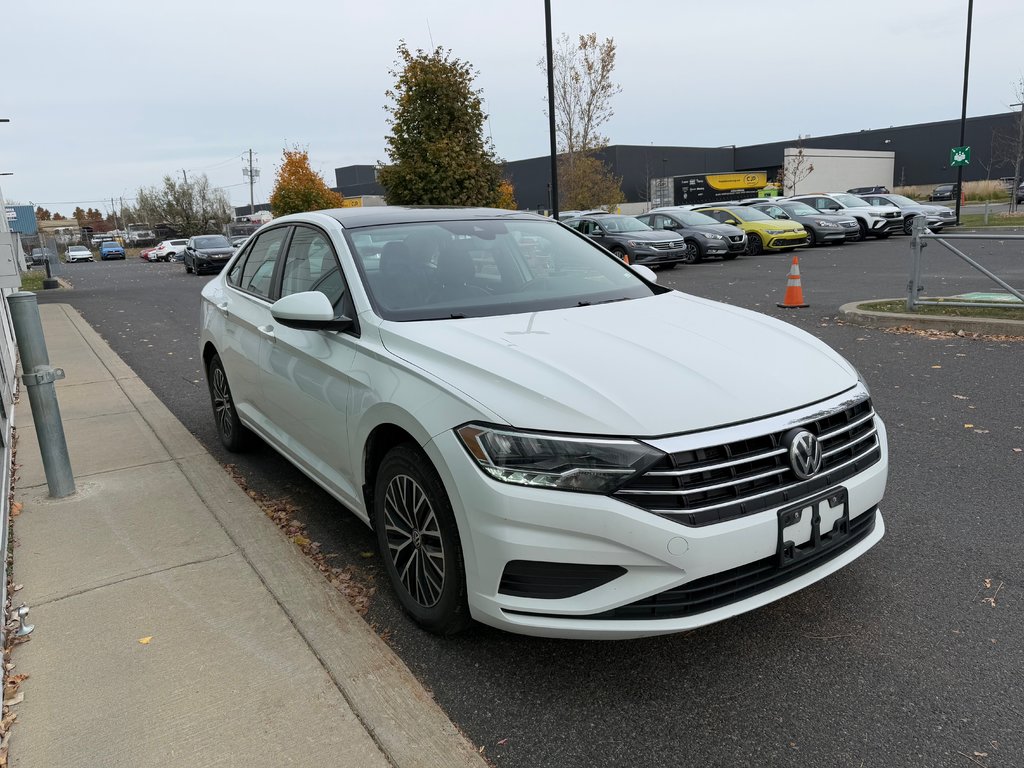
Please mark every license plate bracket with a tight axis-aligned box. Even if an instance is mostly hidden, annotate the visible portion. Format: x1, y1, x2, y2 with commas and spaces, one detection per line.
776, 487, 850, 568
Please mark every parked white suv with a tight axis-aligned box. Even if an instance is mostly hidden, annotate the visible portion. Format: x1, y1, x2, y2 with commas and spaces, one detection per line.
149, 239, 189, 262
788, 193, 903, 239
199, 207, 888, 639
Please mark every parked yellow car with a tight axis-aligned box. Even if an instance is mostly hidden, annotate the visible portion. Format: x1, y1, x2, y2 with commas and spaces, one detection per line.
695, 205, 808, 255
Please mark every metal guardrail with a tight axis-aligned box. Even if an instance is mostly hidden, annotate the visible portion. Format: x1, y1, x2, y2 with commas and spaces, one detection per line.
907, 215, 1024, 310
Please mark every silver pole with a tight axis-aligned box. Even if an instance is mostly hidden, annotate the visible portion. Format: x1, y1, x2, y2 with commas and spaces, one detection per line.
7, 292, 75, 498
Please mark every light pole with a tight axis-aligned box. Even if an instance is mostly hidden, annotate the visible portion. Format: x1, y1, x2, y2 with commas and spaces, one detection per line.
543, 0, 559, 219
1011, 101, 1024, 214
954, 0, 973, 224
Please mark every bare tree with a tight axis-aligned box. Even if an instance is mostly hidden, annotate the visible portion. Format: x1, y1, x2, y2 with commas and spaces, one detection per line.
540, 33, 624, 208
775, 144, 815, 196
135, 174, 232, 237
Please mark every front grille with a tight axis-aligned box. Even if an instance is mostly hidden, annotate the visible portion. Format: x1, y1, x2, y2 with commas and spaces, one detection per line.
728, 235, 745, 242
572, 507, 877, 621
614, 398, 881, 527
841, 221, 859, 228
650, 240, 685, 251
882, 211, 900, 219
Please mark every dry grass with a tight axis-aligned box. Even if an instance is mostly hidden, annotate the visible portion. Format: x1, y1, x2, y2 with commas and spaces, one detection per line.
894, 180, 1011, 203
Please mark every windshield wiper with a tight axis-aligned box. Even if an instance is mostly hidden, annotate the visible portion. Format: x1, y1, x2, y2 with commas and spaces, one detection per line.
577, 297, 633, 307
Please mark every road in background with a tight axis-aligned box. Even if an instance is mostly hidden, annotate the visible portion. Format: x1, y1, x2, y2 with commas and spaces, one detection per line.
38, 238, 1024, 767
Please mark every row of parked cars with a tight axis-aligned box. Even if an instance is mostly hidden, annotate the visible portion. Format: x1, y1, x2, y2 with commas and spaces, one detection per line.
140, 235, 247, 275
561, 190, 958, 267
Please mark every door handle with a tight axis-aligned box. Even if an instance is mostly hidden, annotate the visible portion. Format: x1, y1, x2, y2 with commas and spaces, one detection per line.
258, 324, 276, 342
216, 302, 229, 317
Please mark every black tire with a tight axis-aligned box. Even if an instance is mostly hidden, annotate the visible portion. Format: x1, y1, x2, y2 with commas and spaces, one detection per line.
374, 445, 471, 635
611, 246, 629, 263
902, 216, 916, 235
185, 260, 193, 274
875, 231, 891, 239
805, 228, 817, 247
206, 354, 253, 452
857, 218, 869, 240
681, 239, 703, 264
745, 233, 763, 256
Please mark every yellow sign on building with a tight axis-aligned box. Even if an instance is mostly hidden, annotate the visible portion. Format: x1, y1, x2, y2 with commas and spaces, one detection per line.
705, 172, 768, 191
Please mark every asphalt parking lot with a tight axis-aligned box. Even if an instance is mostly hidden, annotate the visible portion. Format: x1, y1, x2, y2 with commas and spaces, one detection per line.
38, 233, 1024, 767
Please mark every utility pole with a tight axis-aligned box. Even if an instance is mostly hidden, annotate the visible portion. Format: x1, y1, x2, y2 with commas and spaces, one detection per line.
181, 169, 188, 185
242, 149, 259, 215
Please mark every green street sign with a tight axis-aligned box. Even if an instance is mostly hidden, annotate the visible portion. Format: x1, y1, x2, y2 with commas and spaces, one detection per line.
950, 146, 971, 167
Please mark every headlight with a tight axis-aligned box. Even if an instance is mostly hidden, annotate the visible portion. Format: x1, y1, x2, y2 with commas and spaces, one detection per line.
456, 424, 664, 493
702, 232, 724, 240
625, 240, 648, 248
815, 220, 840, 228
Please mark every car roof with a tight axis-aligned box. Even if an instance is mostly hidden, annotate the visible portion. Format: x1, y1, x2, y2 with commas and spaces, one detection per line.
313, 206, 548, 229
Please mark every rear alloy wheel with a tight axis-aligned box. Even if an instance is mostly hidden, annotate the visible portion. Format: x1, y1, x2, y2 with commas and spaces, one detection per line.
681, 240, 703, 264
374, 445, 471, 635
745, 233, 763, 256
207, 354, 253, 452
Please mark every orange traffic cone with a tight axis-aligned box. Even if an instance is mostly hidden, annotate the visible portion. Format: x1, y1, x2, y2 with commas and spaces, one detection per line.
777, 256, 809, 308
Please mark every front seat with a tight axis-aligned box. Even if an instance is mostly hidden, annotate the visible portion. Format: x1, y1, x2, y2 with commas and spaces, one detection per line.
430, 249, 488, 303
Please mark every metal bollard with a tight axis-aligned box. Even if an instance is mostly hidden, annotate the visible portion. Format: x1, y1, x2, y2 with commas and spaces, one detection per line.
7, 292, 75, 498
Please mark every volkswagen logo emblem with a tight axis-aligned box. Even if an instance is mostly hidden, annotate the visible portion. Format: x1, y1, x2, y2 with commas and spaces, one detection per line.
784, 428, 823, 480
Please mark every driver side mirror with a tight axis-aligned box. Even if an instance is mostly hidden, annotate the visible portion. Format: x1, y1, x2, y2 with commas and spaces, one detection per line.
271, 291, 353, 331
724, 219, 737, 226
775, 211, 791, 219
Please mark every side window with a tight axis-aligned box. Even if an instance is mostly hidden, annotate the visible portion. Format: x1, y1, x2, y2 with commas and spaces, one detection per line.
240, 227, 290, 299
706, 210, 726, 223
281, 226, 347, 307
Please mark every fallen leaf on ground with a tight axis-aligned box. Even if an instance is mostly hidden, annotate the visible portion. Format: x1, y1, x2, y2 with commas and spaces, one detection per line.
973, 429, 990, 434
953, 394, 969, 400
9, 503, 21, 518
138, 636, 153, 645
2, 693, 23, 707
498, 738, 509, 746
931, 365, 942, 369
1013, 448, 1022, 453
964, 424, 974, 428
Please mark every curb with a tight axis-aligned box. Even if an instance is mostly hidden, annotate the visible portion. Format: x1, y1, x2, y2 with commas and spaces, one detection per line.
839, 299, 1024, 336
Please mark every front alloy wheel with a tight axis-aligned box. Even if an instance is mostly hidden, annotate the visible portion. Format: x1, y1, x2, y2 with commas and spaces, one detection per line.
745, 233, 763, 256
207, 354, 252, 451
374, 445, 470, 635
681, 240, 703, 264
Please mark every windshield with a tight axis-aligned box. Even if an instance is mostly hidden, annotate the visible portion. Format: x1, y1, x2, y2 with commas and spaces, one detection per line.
345, 219, 659, 321
69, 246, 88, 252
728, 207, 772, 222
834, 194, 869, 208
195, 235, 231, 249
672, 210, 721, 226
780, 202, 818, 216
885, 194, 916, 206
596, 215, 651, 233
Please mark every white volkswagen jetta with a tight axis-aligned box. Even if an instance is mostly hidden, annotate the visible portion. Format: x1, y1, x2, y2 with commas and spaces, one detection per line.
199, 207, 887, 639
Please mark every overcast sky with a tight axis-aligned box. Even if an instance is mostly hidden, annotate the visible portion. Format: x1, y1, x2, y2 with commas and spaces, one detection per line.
3, 0, 1022, 217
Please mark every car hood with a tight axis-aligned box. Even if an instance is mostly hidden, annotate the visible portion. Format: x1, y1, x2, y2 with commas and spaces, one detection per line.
745, 219, 804, 232
195, 247, 234, 255
377, 292, 856, 436
691, 223, 744, 237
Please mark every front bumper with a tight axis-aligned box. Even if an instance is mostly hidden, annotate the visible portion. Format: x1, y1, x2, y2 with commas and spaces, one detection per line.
764, 230, 809, 250
426, 415, 888, 639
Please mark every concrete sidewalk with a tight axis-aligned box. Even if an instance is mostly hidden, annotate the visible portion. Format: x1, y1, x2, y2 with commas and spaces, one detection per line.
9, 303, 487, 768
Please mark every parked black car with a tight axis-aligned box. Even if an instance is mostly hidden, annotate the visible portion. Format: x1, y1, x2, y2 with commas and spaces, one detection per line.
562, 214, 688, 267
744, 200, 860, 245
184, 234, 235, 275
1017, 182, 1024, 204
928, 183, 959, 201
636, 209, 746, 262
847, 186, 890, 195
